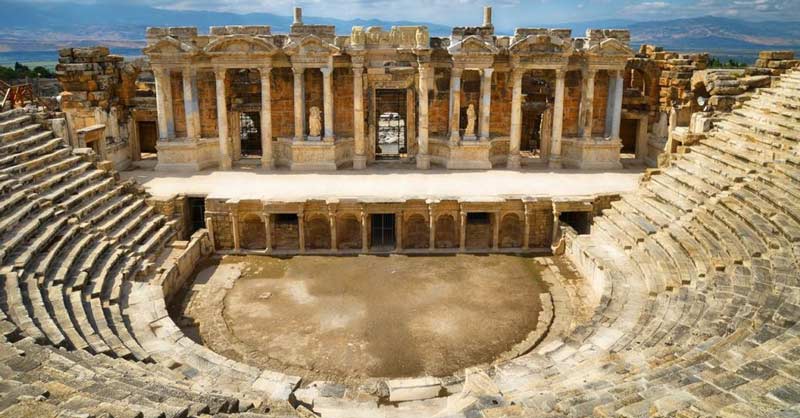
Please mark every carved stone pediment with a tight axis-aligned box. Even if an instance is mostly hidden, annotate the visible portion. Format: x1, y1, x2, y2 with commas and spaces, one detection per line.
284, 34, 340, 56
143, 37, 198, 56
448, 35, 498, 56
586, 38, 634, 57
204, 35, 277, 55
509, 34, 572, 55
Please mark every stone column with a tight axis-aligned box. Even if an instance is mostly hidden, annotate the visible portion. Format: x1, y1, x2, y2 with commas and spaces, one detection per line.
479, 68, 493, 141
329, 211, 337, 251
428, 208, 435, 249
205, 216, 215, 252
230, 212, 241, 251
459, 210, 467, 251
361, 211, 369, 252
492, 212, 500, 250
610, 70, 624, 140
154, 67, 174, 140
581, 69, 596, 140
321, 66, 335, 142
551, 210, 560, 246
549, 69, 566, 168
396, 214, 403, 252
449, 67, 463, 144
353, 66, 367, 169
298, 211, 306, 253
293, 67, 305, 141
417, 64, 431, 169
522, 206, 530, 250
260, 67, 274, 169
262, 213, 272, 252
508, 68, 524, 169
182, 66, 199, 140
214, 68, 232, 169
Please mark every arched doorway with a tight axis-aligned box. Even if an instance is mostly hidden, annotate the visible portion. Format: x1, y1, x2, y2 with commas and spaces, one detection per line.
305, 215, 331, 250
435, 214, 458, 249
240, 214, 266, 250
499, 213, 523, 248
403, 214, 429, 249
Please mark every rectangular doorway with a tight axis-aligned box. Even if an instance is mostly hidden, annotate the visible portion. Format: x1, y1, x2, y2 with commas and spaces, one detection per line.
138, 121, 157, 156
375, 89, 407, 160
620, 119, 638, 155
187, 197, 205, 236
370, 213, 396, 249
239, 112, 262, 157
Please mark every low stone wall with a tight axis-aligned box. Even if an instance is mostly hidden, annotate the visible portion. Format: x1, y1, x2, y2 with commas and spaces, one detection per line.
155, 229, 214, 305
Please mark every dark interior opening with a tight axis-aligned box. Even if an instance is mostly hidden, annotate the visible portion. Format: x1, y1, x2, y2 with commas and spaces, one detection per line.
375, 89, 407, 160
187, 197, 205, 235
467, 212, 491, 224
370, 213, 396, 249
138, 121, 157, 155
275, 214, 299, 225
240, 112, 262, 157
560, 211, 592, 235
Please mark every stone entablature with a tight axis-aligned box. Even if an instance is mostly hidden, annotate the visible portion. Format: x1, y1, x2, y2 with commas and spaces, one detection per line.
143, 6, 633, 171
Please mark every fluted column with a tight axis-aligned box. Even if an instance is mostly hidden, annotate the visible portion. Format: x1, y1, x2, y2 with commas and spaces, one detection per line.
154, 67, 174, 140
459, 210, 467, 251
293, 67, 305, 141
492, 212, 500, 250
449, 67, 463, 144
214, 68, 232, 169
507, 68, 524, 169
260, 67, 274, 169
611, 70, 624, 140
353, 66, 366, 169
479, 68, 493, 141
230, 212, 241, 251
361, 211, 369, 252
522, 206, 530, 250
581, 69, 596, 140
417, 64, 431, 169
182, 66, 199, 140
329, 211, 337, 251
549, 69, 566, 168
321, 66, 334, 142
298, 211, 306, 253
428, 208, 435, 249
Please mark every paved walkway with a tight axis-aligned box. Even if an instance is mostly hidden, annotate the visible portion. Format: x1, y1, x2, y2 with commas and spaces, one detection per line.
121, 167, 643, 201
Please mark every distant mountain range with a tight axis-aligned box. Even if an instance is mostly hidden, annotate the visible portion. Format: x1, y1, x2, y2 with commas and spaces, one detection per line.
0, 0, 798, 55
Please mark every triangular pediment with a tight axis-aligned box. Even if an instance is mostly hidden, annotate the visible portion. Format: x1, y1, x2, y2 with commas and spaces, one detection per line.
509, 34, 572, 55
448, 35, 498, 55
143, 37, 198, 55
204, 35, 277, 55
284, 34, 339, 56
587, 38, 633, 57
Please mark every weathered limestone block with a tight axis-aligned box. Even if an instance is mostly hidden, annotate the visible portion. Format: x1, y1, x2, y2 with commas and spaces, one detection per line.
386, 377, 442, 402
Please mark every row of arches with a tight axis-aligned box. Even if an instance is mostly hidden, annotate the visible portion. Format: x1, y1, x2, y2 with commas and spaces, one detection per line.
234, 212, 550, 251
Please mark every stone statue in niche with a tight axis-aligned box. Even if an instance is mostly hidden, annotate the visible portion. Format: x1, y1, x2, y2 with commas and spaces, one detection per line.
464, 104, 477, 139
415, 27, 429, 49
308, 106, 322, 139
351, 27, 365, 48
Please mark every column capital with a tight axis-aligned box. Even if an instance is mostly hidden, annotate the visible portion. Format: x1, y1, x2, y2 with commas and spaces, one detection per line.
292, 66, 305, 76
259, 66, 272, 75
482, 67, 495, 77
451, 67, 464, 77
213, 67, 227, 80
554, 68, 567, 79
512, 67, 525, 81
320, 66, 333, 76
352, 66, 364, 76
583, 68, 597, 79
181, 65, 196, 76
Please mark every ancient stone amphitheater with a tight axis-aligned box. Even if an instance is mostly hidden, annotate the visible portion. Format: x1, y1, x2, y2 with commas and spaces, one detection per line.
1, 63, 800, 417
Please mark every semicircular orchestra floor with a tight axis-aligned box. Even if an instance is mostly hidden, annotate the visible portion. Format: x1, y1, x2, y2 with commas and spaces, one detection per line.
173, 254, 571, 384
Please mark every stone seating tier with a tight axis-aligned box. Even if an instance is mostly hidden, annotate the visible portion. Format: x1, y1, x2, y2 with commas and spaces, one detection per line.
0, 70, 799, 417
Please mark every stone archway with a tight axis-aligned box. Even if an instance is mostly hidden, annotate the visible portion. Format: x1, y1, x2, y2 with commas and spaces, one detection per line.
305, 215, 331, 250
499, 213, 523, 248
435, 214, 458, 249
337, 214, 362, 249
404, 214, 429, 249
240, 214, 266, 250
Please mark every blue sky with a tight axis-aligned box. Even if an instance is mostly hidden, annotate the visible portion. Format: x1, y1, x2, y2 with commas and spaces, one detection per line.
29, 0, 800, 24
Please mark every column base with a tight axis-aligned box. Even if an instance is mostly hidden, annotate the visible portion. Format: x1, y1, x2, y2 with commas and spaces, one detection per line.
548, 156, 562, 169
220, 157, 233, 170
353, 155, 367, 170
416, 154, 430, 169
507, 154, 521, 169
261, 158, 275, 170
323, 136, 335, 143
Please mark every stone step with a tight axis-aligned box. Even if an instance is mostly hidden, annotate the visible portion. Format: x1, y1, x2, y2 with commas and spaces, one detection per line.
692, 210, 747, 264
10, 216, 68, 271
650, 172, 706, 205
644, 180, 694, 213
671, 157, 730, 191
0, 122, 40, 145
46, 284, 91, 351
18, 155, 85, 187
0, 137, 62, 169
0, 114, 33, 133
0, 147, 71, 176
34, 223, 80, 279
686, 145, 752, 179
0, 128, 51, 156
1, 271, 46, 342
21, 273, 67, 347
0, 108, 26, 122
